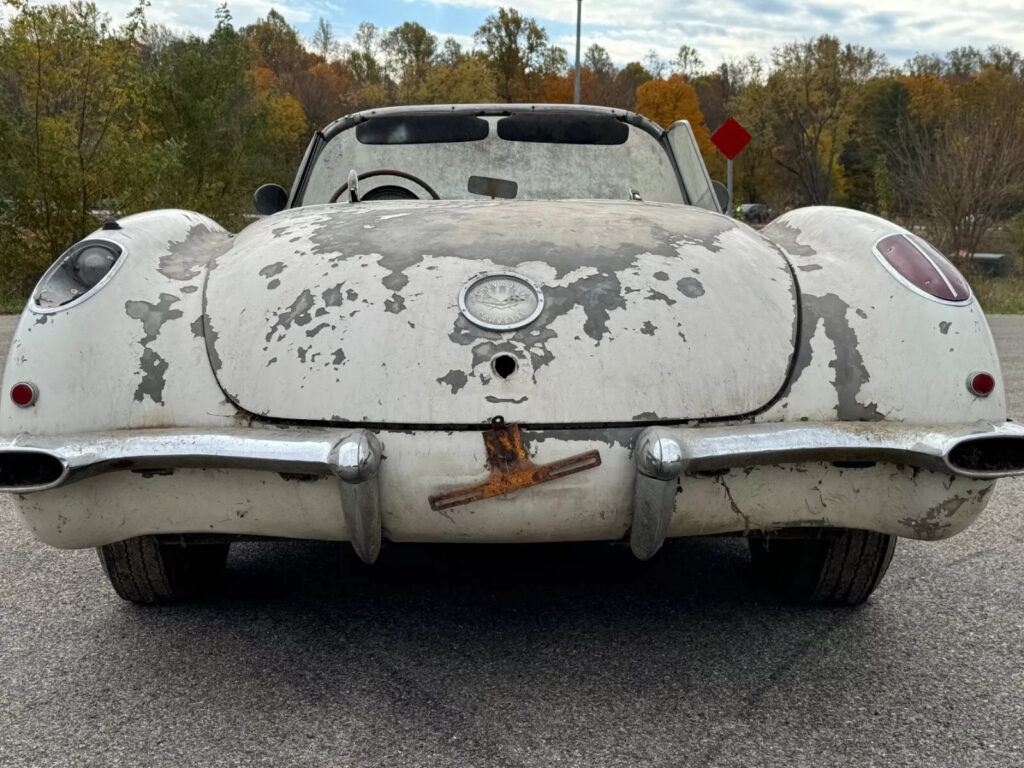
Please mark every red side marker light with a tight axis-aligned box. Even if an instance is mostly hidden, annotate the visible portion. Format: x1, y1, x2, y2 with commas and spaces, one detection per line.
11, 382, 38, 407
967, 372, 995, 397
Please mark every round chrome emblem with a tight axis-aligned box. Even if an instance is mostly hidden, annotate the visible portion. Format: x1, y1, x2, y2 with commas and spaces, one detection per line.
459, 272, 544, 331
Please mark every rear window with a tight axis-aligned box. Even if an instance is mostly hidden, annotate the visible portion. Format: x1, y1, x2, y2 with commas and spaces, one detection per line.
356, 115, 489, 145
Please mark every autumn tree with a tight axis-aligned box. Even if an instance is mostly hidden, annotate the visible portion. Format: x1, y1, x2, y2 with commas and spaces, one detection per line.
417, 55, 498, 104
311, 18, 339, 61
634, 74, 713, 153
0, 0, 149, 292
894, 67, 1024, 257
673, 45, 704, 81
475, 8, 565, 101
382, 22, 437, 101
609, 62, 652, 109
751, 36, 885, 205
242, 9, 305, 76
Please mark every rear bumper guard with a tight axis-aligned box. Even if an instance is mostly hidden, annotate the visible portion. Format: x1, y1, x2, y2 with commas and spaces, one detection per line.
2, 420, 1022, 561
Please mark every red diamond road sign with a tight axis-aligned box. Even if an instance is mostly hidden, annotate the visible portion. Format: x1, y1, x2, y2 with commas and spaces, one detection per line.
710, 117, 751, 160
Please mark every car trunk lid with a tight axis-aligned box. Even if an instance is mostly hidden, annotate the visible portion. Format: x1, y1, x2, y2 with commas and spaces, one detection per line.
204, 200, 797, 424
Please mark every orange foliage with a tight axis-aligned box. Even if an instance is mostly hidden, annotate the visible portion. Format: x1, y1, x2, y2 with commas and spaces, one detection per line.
542, 68, 597, 103
634, 75, 712, 154
898, 74, 955, 123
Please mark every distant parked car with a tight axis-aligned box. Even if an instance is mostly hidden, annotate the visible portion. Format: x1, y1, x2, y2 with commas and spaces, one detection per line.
736, 202, 770, 223
1, 103, 1021, 607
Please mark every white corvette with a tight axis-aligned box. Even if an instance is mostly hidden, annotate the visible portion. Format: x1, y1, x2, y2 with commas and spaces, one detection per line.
2, 104, 1020, 605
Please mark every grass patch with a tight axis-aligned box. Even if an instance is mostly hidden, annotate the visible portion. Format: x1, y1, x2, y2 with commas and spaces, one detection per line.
0, 293, 27, 315
971, 275, 1024, 314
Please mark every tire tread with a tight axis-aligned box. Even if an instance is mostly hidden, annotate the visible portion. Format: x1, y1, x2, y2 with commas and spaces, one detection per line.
751, 529, 896, 606
97, 536, 227, 604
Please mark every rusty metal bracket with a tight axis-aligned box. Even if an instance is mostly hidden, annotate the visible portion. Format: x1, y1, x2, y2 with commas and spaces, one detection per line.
428, 417, 601, 511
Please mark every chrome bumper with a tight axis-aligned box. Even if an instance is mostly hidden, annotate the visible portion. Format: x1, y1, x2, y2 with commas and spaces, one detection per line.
2, 420, 1022, 560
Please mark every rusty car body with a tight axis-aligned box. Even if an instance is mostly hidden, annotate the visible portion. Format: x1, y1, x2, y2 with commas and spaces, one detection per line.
2, 103, 1022, 605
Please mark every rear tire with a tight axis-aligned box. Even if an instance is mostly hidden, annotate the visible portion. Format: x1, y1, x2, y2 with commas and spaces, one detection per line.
749, 529, 896, 606
97, 535, 229, 603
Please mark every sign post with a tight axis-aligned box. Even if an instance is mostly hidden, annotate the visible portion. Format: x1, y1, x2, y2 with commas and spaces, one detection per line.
710, 117, 751, 216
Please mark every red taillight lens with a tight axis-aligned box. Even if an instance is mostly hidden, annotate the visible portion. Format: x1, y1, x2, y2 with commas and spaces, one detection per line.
968, 372, 995, 397
10, 382, 37, 407
874, 233, 971, 303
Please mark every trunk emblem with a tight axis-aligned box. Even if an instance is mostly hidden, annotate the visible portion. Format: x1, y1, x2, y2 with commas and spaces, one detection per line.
459, 272, 544, 331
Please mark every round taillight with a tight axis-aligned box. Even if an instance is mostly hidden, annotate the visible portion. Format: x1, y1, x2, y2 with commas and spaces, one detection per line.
874, 233, 971, 303
10, 382, 37, 407
967, 372, 995, 397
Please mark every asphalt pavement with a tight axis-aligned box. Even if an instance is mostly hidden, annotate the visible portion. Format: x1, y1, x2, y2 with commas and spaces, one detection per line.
1, 315, 1023, 767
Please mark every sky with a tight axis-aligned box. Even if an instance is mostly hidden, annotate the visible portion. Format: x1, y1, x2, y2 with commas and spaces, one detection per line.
13, 0, 1024, 70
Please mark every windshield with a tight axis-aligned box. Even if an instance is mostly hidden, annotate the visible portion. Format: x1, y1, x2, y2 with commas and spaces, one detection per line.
300, 113, 687, 205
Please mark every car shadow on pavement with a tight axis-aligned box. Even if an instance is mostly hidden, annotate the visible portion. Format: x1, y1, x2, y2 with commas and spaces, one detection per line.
78, 537, 903, 766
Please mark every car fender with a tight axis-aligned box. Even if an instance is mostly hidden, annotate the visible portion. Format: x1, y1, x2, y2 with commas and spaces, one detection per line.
0, 209, 239, 436
757, 206, 1005, 424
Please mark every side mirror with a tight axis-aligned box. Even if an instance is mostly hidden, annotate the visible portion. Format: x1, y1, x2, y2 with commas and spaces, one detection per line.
253, 183, 287, 215
712, 180, 731, 215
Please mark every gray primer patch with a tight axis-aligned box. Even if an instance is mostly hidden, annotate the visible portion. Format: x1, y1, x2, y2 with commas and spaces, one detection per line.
798, 264, 822, 272
856, 309, 868, 319
385, 293, 406, 314
437, 369, 468, 394
486, 395, 528, 404
158, 222, 221, 280
525, 427, 638, 451
676, 277, 705, 298
784, 293, 882, 420
641, 321, 656, 336
766, 220, 817, 257
322, 283, 346, 307
267, 279, 280, 290
134, 348, 169, 404
34, 314, 48, 325
305, 201, 735, 281
203, 313, 223, 372
382, 271, 409, 292
939, 321, 952, 335
259, 262, 286, 278
653, 271, 669, 281
632, 411, 659, 420
898, 496, 972, 540
181, 285, 198, 294
331, 348, 346, 366
306, 322, 331, 338
266, 290, 315, 341
125, 293, 183, 345
190, 316, 204, 338
646, 289, 676, 306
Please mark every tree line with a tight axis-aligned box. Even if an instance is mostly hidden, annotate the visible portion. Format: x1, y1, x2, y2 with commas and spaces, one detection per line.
1, 1, 1022, 301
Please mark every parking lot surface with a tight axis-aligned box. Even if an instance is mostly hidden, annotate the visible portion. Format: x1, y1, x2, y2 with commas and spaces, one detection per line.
1, 315, 1022, 767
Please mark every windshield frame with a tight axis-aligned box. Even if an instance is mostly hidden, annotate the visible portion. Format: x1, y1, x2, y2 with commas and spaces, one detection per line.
289, 104, 714, 211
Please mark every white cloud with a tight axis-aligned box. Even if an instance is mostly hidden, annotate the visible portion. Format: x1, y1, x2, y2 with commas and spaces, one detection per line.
20, 0, 1024, 70
412, 0, 1024, 68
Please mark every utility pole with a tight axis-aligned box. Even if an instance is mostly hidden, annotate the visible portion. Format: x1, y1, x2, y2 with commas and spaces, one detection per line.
573, 0, 582, 104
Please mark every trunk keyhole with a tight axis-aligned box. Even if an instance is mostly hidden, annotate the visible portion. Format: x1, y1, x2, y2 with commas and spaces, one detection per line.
492, 355, 518, 379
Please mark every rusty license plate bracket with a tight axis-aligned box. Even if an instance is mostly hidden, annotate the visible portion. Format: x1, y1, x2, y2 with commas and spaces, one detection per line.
428, 418, 601, 511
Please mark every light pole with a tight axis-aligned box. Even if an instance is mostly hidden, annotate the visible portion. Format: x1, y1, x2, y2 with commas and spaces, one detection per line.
573, 0, 582, 104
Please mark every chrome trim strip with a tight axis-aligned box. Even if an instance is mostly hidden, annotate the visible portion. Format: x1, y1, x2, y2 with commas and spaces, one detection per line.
1, 420, 1022, 497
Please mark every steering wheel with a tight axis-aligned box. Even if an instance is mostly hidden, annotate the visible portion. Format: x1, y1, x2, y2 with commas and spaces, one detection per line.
328, 169, 440, 203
